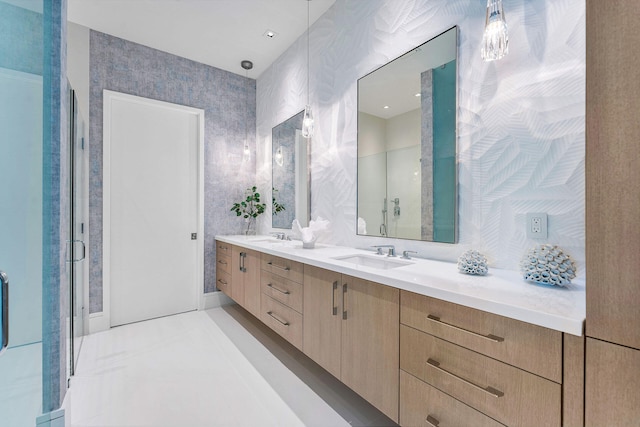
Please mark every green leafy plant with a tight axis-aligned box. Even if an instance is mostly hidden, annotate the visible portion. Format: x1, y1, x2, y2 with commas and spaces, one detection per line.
231, 186, 266, 234
272, 187, 286, 216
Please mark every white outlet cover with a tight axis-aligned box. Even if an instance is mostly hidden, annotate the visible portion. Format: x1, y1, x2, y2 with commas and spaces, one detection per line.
526, 212, 548, 239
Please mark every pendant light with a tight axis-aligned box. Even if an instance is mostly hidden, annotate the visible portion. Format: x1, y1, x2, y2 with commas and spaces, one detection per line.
241, 60, 253, 162
301, 0, 314, 138
481, 0, 509, 61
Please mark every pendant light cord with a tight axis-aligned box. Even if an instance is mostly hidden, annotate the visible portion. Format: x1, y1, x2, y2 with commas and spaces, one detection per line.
307, 0, 310, 105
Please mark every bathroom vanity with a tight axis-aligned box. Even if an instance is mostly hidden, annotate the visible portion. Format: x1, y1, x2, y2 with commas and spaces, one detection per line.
215, 235, 585, 426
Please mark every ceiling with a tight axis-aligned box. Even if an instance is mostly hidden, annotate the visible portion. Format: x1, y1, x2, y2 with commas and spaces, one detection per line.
67, 0, 336, 78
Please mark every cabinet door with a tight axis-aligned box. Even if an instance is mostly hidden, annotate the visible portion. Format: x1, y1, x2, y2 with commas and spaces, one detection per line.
303, 265, 342, 379
242, 249, 261, 317
585, 338, 640, 426
341, 276, 399, 423
230, 245, 245, 305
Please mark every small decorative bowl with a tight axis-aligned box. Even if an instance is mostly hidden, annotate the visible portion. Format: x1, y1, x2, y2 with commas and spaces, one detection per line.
520, 244, 576, 286
457, 250, 489, 276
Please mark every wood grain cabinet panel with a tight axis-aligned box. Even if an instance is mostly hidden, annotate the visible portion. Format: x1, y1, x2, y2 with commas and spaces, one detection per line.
400, 370, 505, 427
261, 271, 303, 314
216, 251, 231, 276
302, 265, 342, 379
230, 245, 246, 305
303, 266, 400, 423
261, 294, 303, 350
341, 275, 399, 422
585, 338, 640, 426
241, 249, 261, 317
401, 325, 561, 427
260, 253, 304, 283
401, 290, 562, 383
216, 269, 231, 298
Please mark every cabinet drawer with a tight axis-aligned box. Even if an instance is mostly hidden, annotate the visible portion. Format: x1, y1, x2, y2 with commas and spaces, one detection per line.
401, 325, 561, 427
261, 294, 303, 350
261, 271, 303, 313
400, 370, 505, 427
400, 290, 562, 382
216, 269, 232, 298
216, 240, 232, 256
216, 251, 231, 276
261, 253, 303, 283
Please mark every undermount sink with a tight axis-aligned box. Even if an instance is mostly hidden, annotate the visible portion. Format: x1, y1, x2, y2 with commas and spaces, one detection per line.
332, 254, 413, 270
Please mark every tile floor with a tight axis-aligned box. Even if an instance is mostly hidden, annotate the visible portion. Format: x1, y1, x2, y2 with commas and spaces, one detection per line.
66, 305, 397, 427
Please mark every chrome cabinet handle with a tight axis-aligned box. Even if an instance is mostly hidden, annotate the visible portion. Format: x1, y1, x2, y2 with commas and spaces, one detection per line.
342, 283, 348, 320
427, 358, 504, 398
218, 260, 227, 265
217, 279, 228, 286
1, 271, 8, 353
427, 314, 504, 343
332, 281, 338, 316
219, 245, 228, 251
239, 252, 246, 272
426, 415, 440, 427
267, 283, 290, 295
66, 240, 86, 263
267, 261, 291, 272
267, 311, 289, 326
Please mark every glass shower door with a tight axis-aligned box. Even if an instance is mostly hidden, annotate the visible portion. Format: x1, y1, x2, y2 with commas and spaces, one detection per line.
0, 1, 45, 425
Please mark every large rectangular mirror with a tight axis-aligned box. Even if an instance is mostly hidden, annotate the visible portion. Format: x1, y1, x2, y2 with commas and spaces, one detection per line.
357, 26, 457, 243
272, 110, 310, 229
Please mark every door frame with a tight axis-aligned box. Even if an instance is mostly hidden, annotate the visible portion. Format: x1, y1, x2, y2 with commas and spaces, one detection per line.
94, 90, 204, 332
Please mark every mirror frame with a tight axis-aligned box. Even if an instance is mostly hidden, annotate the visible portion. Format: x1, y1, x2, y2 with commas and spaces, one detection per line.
356, 26, 458, 243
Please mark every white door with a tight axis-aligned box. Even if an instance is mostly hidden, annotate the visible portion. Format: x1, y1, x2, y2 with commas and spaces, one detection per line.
104, 91, 203, 327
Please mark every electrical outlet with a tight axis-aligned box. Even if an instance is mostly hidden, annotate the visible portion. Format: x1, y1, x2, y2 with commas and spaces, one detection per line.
526, 213, 548, 239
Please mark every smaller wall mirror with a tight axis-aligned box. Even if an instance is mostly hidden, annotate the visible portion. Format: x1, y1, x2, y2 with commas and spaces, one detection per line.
357, 26, 458, 243
272, 110, 310, 229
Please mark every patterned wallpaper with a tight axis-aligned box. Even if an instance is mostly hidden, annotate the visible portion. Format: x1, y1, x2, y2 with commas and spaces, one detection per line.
89, 31, 256, 312
257, 0, 585, 274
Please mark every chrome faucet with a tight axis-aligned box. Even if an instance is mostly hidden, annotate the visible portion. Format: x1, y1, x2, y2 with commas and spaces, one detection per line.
401, 250, 418, 260
270, 232, 286, 240
372, 245, 396, 257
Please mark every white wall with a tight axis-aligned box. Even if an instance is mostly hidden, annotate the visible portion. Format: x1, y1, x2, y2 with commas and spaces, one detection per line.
67, 22, 89, 121
257, 0, 585, 273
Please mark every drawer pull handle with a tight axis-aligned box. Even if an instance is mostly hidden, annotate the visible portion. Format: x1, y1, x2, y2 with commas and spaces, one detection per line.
267, 311, 290, 326
217, 279, 227, 286
219, 245, 228, 251
427, 314, 504, 343
427, 358, 504, 398
218, 260, 227, 265
267, 283, 290, 295
268, 261, 291, 272
426, 415, 440, 427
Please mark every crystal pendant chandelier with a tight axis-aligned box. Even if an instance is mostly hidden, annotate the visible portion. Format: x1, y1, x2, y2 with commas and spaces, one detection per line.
301, 0, 314, 138
481, 0, 509, 61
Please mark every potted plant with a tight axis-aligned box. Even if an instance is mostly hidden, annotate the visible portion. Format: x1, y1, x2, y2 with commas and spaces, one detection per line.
231, 186, 266, 235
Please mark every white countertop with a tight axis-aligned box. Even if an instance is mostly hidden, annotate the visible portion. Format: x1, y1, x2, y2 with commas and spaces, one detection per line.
216, 235, 585, 336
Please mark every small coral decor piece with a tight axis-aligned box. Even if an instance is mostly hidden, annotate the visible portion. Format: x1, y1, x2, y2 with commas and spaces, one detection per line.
457, 250, 489, 276
520, 244, 576, 286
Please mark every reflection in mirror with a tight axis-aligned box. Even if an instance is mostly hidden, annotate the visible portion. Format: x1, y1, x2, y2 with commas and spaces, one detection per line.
272, 110, 310, 229
357, 26, 457, 243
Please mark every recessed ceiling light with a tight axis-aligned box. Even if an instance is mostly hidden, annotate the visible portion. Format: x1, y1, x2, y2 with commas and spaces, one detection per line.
383, 105, 389, 109
263, 30, 278, 39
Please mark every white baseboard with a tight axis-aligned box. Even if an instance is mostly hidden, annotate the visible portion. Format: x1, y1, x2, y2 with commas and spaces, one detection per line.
36, 408, 65, 427
201, 291, 233, 310
88, 312, 110, 334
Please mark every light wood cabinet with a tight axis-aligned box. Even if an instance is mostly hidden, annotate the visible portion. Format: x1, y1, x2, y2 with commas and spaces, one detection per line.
586, 0, 640, 351
302, 265, 342, 378
216, 242, 260, 317
303, 266, 399, 422
400, 370, 505, 427
585, 338, 640, 425
260, 293, 303, 349
401, 291, 562, 382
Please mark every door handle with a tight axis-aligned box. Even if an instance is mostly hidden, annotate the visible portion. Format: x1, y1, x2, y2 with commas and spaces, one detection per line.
66, 240, 86, 263
332, 281, 338, 316
239, 252, 246, 272
1, 271, 8, 354
342, 283, 348, 320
